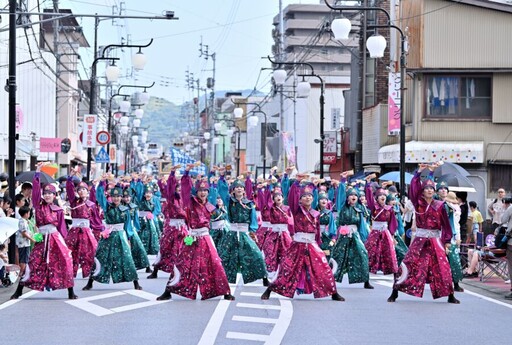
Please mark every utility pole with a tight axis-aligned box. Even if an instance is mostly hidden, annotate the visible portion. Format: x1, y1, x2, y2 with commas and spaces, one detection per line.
278, 0, 285, 170
53, 0, 60, 171
199, 38, 216, 167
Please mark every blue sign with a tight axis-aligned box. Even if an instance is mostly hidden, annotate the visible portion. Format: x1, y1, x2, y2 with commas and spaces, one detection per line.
95, 146, 110, 163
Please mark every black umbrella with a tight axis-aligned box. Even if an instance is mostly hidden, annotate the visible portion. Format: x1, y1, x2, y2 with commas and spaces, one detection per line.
15, 171, 56, 184
420, 162, 470, 179
437, 173, 476, 193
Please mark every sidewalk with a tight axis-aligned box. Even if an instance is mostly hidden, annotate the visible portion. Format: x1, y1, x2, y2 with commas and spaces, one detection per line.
460, 275, 512, 304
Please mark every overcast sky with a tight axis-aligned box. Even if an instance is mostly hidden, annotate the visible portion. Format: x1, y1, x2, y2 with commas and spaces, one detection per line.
55, 0, 321, 104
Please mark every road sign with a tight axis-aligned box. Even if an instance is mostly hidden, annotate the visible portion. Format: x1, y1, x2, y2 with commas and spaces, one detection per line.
83, 115, 98, 148
96, 131, 111, 145
95, 146, 110, 163
109, 144, 117, 162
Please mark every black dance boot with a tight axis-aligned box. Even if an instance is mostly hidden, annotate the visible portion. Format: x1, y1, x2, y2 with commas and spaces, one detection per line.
224, 294, 235, 300
447, 293, 460, 304
145, 267, 152, 273
82, 277, 94, 291
10, 282, 24, 300
454, 282, 464, 292
262, 277, 269, 287
261, 288, 272, 300
147, 268, 158, 279
133, 280, 142, 290
331, 292, 345, 301
68, 287, 78, 299
156, 289, 172, 301
387, 289, 399, 302
364, 281, 374, 289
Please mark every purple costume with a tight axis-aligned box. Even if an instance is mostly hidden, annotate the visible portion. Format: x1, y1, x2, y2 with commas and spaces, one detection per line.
166, 173, 231, 300
65, 178, 103, 278
394, 172, 454, 298
23, 173, 74, 291
365, 184, 399, 275
268, 181, 337, 298
154, 172, 187, 273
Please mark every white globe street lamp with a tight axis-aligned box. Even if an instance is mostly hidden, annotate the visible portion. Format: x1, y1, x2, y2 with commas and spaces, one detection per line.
140, 91, 150, 104
119, 99, 131, 113
133, 119, 141, 128
233, 107, 243, 118
202, 143, 208, 149
366, 34, 387, 58
203, 132, 211, 140
134, 108, 144, 119
193, 138, 200, 145
105, 63, 120, 82
120, 125, 129, 135
248, 115, 259, 128
120, 116, 129, 126
331, 17, 351, 40
212, 137, 220, 144
132, 50, 147, 70
273, 69, 287, 85
297, 81, 311, 98
214, 122, 222, 131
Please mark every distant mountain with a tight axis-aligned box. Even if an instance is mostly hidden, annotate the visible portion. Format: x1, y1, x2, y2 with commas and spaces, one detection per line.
142, 89, 267, 152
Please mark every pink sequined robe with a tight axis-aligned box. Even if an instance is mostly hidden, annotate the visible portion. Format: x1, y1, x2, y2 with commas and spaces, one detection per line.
65, 177, 102, 278
261, 203, 293, 274
394, 172, 454, 298
255, 187, 272, 249
269, 181, 337, 298
154, 172, 187, 273
166, 172, 230, 300
365, 184, 399, 275
23, 173, 74, 291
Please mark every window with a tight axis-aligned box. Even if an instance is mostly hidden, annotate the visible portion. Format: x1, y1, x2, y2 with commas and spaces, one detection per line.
489, 164, 512, 193
425, 75, 491, 119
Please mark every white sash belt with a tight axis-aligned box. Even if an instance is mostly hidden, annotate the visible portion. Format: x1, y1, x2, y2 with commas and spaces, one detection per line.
320, 224, 328, 233
372, 221, 388, 231
189, 227, 209, 237
211, 220, 226, 230
272, 224, 288, 233
38, 224, 57, 235
415, 228, 441, 239
293, 232, 316, 244
106, 223, 125, 232
231, 223, 249, 233
138, 211, 152, 218
339, 224, 358, 237
261, 221, 272, 228
169, 218, 186, 227
71, 218, 90, 228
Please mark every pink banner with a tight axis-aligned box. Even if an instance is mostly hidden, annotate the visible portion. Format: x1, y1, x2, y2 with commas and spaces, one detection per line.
281, 132, 296, 165
40, 137, 61, 153
16, 105, 23, 131
388, 72, 401, 135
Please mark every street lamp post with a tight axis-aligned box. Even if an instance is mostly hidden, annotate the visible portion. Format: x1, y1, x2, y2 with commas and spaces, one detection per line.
86, 38, 154, 181
107, 82, 155, 172
224, 119, 241, 176
268, 56, 325, 178
325, 0, 407, 199
231, 100, 269, 178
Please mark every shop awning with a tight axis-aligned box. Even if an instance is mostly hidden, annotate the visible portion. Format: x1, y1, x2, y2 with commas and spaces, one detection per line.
378, 141, 484, 164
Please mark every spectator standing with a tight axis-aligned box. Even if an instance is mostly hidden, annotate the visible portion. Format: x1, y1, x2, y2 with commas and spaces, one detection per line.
468, 201, 483, 244
16, 206, 35, 277
488, 188, 506, 232
499, 197, 512, 300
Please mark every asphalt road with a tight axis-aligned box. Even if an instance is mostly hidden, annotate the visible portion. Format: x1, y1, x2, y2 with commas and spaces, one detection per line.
2, 266, 511, 345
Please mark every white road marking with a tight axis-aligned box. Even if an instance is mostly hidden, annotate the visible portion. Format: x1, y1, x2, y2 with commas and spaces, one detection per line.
0, 290, 38, 311
265, 300, 293, 345
237, 302, 282, 310
240, 292, 287, 299
197, 274, 240, 345
463, 289, 512, 309
226, 332, 269, 342
232, 315, 278, 324
65, 290, 169, 317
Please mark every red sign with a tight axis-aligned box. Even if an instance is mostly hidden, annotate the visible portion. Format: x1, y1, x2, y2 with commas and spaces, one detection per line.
40, 137, 61, 153
323, 153, 337, 165
96, 131, 111, 145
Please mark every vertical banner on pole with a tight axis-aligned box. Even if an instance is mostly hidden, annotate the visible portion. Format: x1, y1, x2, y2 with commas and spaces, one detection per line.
388, 72, 401, 135
281, 132, 296, 166
82, 115, 98, 148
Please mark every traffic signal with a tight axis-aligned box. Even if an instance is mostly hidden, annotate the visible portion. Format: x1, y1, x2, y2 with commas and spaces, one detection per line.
61, 138, 71, 153
174, 142, 184, 147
